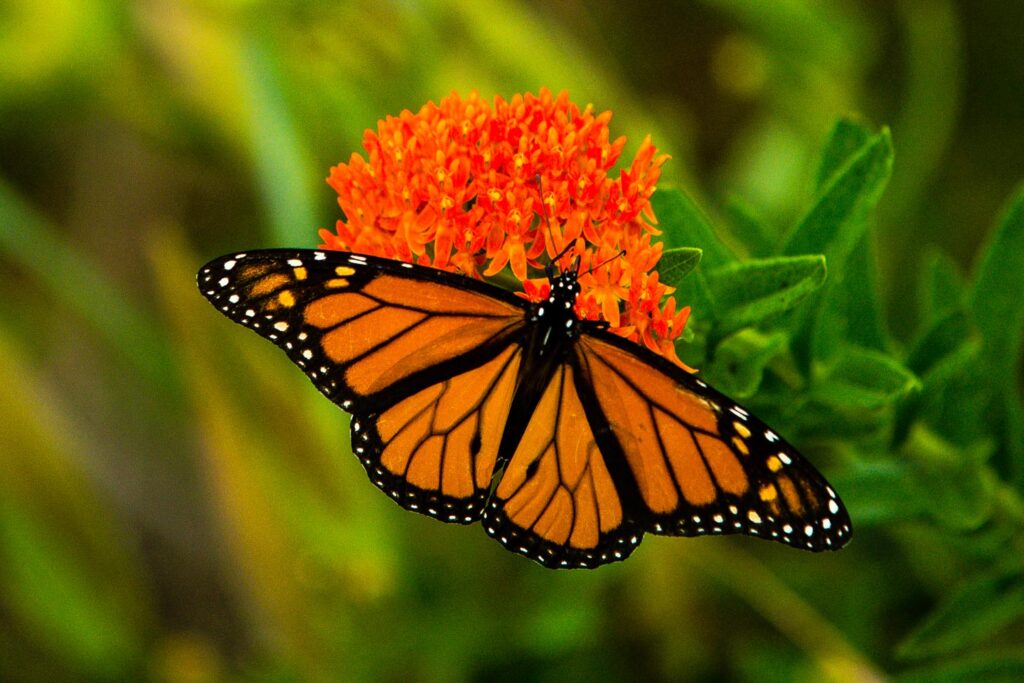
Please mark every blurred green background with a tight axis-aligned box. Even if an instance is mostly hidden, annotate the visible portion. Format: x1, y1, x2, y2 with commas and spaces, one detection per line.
2, 1, 1024, 681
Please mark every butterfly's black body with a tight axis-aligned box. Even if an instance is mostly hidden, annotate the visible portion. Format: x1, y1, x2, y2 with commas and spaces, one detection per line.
198, 248, 852, 568
495, 262, 586, 470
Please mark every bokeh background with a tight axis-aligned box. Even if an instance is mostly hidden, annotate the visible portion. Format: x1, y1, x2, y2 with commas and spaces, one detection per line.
2, 1, 1023, 681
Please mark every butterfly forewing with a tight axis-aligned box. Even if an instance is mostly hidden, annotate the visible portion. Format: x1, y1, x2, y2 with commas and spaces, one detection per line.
198, 249, 528, 520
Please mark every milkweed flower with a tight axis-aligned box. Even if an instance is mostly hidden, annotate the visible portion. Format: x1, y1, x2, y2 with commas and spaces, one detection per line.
320, 88, 692, 368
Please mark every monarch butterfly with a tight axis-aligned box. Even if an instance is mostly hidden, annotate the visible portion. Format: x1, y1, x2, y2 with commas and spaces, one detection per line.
197, 248, 851, 568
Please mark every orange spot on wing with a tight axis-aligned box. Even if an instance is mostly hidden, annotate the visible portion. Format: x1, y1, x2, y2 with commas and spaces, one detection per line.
777, 475, 803, 515
377, 384, 443, 442
248, 272, 290, 297
277, 290, 296, 308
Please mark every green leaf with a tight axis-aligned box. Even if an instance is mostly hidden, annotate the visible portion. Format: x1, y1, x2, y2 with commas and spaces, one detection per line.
814, 117, 874, 190
651, 186, 736, 269
968, 184, 1024, 380
706, 328, 787, 398
966, 185, 1024, 482
829, 459, 919, 526
724, 194, 778, 257
912, 338, 988, 447
905, 309, 974, 378
897, 557, 1024, 660
811, 344, 919, 410
902, 425, 997, 532
894, 310, 978, 444
920, 249, 968, 323
705, 255, 826, 335
783, 128, 893, 268
784, 128, 894, 368
658, 247, 703, 286
896, 651, 1024, 683
832, 424, 996, 532
837, 235, 888, 350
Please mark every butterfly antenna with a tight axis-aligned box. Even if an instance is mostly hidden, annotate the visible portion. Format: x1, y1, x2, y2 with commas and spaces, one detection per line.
582, 249, 627, 277
535, 174, 576, 270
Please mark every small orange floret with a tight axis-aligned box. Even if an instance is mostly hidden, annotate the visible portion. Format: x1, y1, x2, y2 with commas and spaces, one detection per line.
320, 88, 689, 366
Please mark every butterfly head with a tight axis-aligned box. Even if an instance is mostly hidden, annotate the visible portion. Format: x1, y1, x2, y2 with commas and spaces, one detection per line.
545, 255, 582, 302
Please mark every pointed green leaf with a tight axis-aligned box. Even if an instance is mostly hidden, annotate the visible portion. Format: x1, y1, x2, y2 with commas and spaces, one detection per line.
814, 117, 874, 190
811, 343, 919, 410
838, 235, 888, 350
914, 338, 988, 447
921, 249, 968, 323
968, 184, 1024, 379
651, 186, 736, 268
705, 254, 826, 335
658, 247, 703, 286
783, 129, 893, 271
905, 309, 973, 377
894, 311, 978, 444
897, 557, 1024, 660
785, 128, 893, 368
966, 185, 1024, 482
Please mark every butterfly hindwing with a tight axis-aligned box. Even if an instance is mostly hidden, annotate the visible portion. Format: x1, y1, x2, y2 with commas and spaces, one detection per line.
483, 362, 644, 568
352, 344, 522, 523
573, 332, 852, 551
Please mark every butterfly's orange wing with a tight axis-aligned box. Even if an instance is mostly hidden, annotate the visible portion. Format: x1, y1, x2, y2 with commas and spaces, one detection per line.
198, 249, 527, 520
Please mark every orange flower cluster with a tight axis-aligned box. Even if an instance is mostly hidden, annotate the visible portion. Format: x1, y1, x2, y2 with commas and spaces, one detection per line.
320, 88, 691, 367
